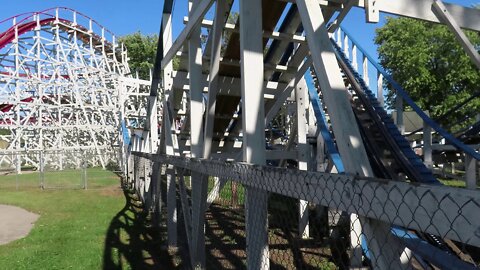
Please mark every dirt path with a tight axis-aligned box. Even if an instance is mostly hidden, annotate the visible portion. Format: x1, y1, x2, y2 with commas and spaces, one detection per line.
0, 204, 39, 245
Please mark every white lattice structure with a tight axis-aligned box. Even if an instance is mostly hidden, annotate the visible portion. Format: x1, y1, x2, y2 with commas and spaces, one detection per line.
0, 8, 152, 171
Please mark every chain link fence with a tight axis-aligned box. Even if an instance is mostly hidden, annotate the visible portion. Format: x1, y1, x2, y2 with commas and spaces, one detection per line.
0, 150, 122, 190
131, 152, 480, 269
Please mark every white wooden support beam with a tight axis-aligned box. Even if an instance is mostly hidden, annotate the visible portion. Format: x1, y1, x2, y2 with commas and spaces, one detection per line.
144, 160, 154, 210
185, 18, 307, 43
264, 13, 303, 81
296, 0, 409, 268
365, 0, 379, 23
134, 155, 142, 199
423, 121, 433, 169
328, 0, 355, 33
195, 9, 247, 59
352, 44, 358, 71
278, 42, 311, 82
430, 144, 480, 151
377, 71, 384, 107
161, 0, 214, 69
465, 155, 477, 190
336, 29, 341, 47
146, 97, 158, 152
162, 107, 178, 247
137, 157, 146, 202
171, 70, 288, 97
151, 161, 162, 228
265, 57, 312, 125
166, 165, 177, 247
176, 51, 295, 74
210, 150, 298, 161
396, 94, 404, 135
323, 0, 480, 32
297, 0, 372, 200
240, 0, 269, 268
205, 176, 224, 205
188, 0, 207, 267
316, 126, 327, 173
432, 0, 480, 70
363, 54, 369, 87
177, 170, 193, 255
203, 0, 231, 159
296, 78, 310, 239
343, 34, 349, 57
127, 151, 135, 185
161, 5, 180, 244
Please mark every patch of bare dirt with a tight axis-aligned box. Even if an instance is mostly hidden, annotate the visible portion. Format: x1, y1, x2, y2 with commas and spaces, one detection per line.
0, 204, 39, 245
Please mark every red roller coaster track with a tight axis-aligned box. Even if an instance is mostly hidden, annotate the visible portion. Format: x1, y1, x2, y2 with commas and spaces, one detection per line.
0, 7, 120, 120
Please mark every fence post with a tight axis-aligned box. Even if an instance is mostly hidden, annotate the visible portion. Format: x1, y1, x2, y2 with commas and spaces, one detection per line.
83, 150, 87, 190
40, 151, 45, 189
465, 154, 477, 190
15, 151, 21, 174
15, 153, 19, 190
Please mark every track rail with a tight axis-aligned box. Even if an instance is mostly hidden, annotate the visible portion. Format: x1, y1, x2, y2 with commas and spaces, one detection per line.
0, 7, 116, 52
330, 33, 479, 269
338, 27, 480, 161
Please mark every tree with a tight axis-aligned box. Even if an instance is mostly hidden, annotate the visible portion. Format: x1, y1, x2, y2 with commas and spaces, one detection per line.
375, 17, 480, 131
119, 32, 158, 80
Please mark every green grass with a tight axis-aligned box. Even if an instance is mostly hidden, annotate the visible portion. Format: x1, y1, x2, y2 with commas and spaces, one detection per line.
207, 177, 245, 205
0, 170, 125, 269
439, 179, 467, 188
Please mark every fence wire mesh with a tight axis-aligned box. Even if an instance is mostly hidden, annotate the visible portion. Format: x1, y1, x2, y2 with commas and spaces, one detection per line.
0, 149, 122, 190
130, 152, 480, 269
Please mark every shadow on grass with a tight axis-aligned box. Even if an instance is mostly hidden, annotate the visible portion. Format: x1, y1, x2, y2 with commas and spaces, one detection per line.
102, 189, 179, 270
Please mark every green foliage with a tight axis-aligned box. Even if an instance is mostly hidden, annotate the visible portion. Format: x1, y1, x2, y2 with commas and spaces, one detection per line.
375, 17, 480, 130
119, 32, 158, 80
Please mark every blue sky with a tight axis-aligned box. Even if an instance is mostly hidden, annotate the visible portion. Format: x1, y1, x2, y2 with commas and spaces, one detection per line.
1, 0, 478, 62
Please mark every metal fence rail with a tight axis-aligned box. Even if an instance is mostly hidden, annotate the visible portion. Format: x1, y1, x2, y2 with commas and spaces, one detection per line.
130, 151, 480, 269
0, 150, 121, 190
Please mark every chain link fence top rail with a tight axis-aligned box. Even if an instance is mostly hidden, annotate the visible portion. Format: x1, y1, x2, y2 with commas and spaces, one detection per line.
132, 151, 480, 269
